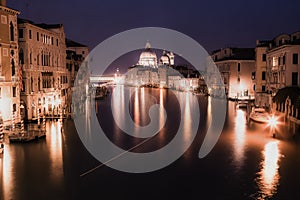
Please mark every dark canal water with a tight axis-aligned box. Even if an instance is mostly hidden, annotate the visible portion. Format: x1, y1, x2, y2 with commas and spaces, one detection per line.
1, 86, 300, 200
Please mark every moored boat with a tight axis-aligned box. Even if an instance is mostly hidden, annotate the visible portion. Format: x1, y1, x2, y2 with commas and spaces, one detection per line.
8, 130, 46, 143
249, 107, 270, 123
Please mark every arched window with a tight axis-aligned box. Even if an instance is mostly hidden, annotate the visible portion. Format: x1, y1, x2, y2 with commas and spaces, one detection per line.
19, 49, 24, 64
10, 22, 14, 41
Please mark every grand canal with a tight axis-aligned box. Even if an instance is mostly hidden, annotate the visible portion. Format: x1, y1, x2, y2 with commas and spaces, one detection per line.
1, 86, 300, 200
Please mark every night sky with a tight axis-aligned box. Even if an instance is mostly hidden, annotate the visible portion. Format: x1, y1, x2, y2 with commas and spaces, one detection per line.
7, 0, 300, 73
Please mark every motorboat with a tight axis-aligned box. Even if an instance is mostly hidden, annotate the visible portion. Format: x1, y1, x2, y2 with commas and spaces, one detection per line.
249, 107, 270, 123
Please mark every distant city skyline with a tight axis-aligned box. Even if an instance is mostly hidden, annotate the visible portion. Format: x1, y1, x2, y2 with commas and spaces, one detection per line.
7, 0, 300, 52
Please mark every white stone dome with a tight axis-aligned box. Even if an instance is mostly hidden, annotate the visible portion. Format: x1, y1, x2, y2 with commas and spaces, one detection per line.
138, 42, 157, 67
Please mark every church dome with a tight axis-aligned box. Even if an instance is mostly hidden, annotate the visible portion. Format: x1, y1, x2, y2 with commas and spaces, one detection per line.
138, 42, 157, 67
160, 50, 170, 65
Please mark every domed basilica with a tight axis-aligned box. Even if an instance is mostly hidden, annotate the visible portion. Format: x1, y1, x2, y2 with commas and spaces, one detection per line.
125, 41, 198, 91
137, 42, 174, 67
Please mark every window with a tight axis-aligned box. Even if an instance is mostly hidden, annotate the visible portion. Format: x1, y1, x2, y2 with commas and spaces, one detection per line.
10, 22, 14, 41
262, 85, 266, 92
292, 72, 298, 86
12, 87, 16, 97
262, 54, 266, 61
1, 15, 7, 24
21, 80, 25, 92
253, 85, 256, 91
56, 39, 59, 46
29, 30, 32, 39
82, 51, 85, 55
3, 48, 8, 56
51, 37, 54, 45
283, 55, 286, 65
38, 78, 41, 91
272, 57, 278, 66
11, 59, 15, 76
251, 72, 256, 80
37, 32, 39, 41
19, 29, 24, 38
278, 57, 281, 65
13, 104, 16, 112
31, 77, 34, 92
18, 49, 24, 64
30, 53, 32, 64
293, 53, 298, 64
237, 63, 241, 72
262, 71, 266, 81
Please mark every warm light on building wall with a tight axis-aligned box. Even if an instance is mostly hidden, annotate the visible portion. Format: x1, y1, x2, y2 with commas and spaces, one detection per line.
0, 97, 12, 121
272, 57, 278, 67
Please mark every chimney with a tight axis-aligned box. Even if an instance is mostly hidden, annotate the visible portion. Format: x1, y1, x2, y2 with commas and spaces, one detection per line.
0, 0, 6, 7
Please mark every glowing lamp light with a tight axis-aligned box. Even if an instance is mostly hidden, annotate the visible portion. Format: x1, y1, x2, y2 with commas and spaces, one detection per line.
268, 115, 278, 128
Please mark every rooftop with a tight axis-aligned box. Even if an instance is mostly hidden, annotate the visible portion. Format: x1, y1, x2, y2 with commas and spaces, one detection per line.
18, 18, 63, 29
212, 47, 255, 61
66, 38, 88, 48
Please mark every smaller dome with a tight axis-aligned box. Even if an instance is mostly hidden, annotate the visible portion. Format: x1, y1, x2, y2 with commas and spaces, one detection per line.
160, 55, 170, 65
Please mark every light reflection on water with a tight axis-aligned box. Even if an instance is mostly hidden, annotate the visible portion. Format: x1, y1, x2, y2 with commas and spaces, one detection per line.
233, 109, 246, 169
256, 141, 281, 199
1, 144, 14, 200
0, 121, 64, 200
1, 86, 300, 199
49, 121, 63, 184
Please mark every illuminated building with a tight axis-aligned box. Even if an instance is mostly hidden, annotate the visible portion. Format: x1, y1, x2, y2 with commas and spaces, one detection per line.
254, 31, 300, 107
254, 40, 270, 107
159, 50, 174, 66
126, 42, 199, 91
66, 39, 89, 117
138, 42, 158, 68
18, 18, 68, 121
0, 0, 20, 126
211, 47, 255, 99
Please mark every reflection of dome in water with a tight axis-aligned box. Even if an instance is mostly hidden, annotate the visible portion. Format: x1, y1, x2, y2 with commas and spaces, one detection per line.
138, 42, 157, 67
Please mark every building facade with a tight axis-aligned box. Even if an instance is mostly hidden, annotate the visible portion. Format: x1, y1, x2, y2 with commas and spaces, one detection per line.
18, 19, 68, 121
254, 31, 300, 107
211, 47, 255, 100
66, 39, 89, 117
0, 1, 20, 126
